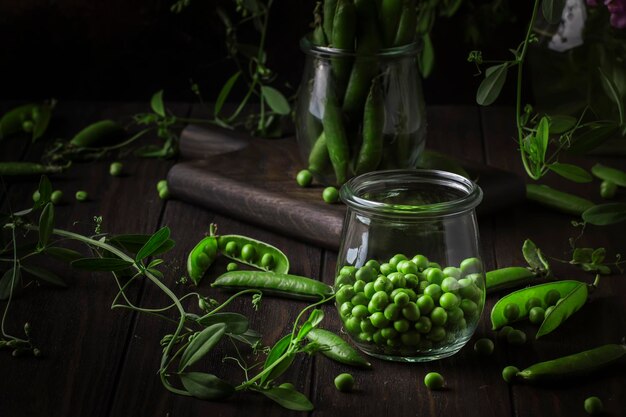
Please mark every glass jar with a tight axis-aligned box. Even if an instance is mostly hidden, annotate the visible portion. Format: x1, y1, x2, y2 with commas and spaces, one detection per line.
335, 169, 485, 362
295, 36, 427, 186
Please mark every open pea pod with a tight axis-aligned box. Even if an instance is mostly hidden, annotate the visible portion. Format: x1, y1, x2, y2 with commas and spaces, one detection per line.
187, 225, 219, 285
491, 280, 587, 332
0, 103, 53, 141
217, 234, 290, 274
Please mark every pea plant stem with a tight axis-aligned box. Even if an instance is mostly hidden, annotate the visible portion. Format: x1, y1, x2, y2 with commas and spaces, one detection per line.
0, 224, 26, 342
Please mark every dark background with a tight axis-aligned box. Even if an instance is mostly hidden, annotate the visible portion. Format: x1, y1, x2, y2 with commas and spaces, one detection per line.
0, 0, 531, 104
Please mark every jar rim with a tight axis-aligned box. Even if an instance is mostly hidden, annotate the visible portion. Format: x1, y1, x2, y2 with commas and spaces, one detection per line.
340, 169, 483, 218
299, 34, 421, 58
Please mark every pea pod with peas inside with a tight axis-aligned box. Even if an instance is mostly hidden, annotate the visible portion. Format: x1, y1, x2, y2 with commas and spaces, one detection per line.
305, 328, 371, 368
0, 102, 54, 142
187, 224, 219, 285
217, 234, 290, 274
486, 239, 551, 293
212, 271, 334, 301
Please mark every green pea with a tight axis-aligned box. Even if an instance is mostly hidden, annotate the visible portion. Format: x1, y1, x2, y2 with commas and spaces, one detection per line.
389, 254, 408, 269
340, 301, 354, 317
460, 257, 482, 275
224, 241, 238, 256
296, 169, 313, 187
384, 303, 400, 321
440, 277, 459, 293
365, 259, 380, 271
156, 179, 168, 191
404, 288, 418, 302
583, 396, 604, 415
415, 316, 432, 334
358, 332, 372, 343
226, 262, 238, 271
75, 190, 88, 201
370, 291, 389, 310
32, 190, 40, 202
22, 120, 34, 132
240, 244, 256, 262
373, 276, 393, 293
442, 266, 461, 279
528, 306, 545, 325
497, 325, 514, 341
352, 304, 369, 318
424, 284, 442, 302
345, 316, 361, 334
427, 325, 446, 342
428, 261, 442, 270
335, 274, 354, 287
353, 280, 366, 293
411, 254, 429, 270
334, 373, 354, 392
447, 307, 464, 324
460, 299, 478, 317
430, 307, 447, 326
394, 292, 410, 307
397, 260, 418, 275
387, 272, 406, 288
502, 365, 519, 383
424, 268, 445, 285
417, 294, 435, 314
507, 329, 527, 345
379, 262, 394, 276
360, 319, 376, 333
394, 319, 410, 333
109, 161, 123, 176
424, 372, 445, 390
544, 289, 561, 306
322, 186, 339, 203
340, 266, 357, 277
381, 327, 398, 340
259, 253, 274, 269
196, 252, 210, 268
525, 297, 543, 311
401, 302, 420, 321
370, 312, 389, 328
400, 331, 421, 346
50, 190, 63, 205
404, 273, 419, 289
439, 292, 460, 310
336, 285, 355, 305
364, 282, 376, 298
355, 265, 376, 282
418, 280, 429, 293
457, 279, 480, 301
386, 337, 401, 347
158, 187, 170, 200
474, 338, 494, 356
545, 305, 556, 317
372, 330, 384, 345
351, 293, 369, 306
503, 303, 520, 321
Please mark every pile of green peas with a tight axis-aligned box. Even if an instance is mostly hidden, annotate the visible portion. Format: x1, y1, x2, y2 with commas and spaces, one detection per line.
335, 253, 485, 353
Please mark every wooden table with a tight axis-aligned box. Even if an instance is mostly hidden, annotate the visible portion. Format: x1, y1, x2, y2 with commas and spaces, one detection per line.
1, 102, 624, 417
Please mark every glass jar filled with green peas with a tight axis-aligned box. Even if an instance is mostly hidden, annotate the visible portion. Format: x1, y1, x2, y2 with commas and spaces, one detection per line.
335, 169, 485, 362
295, 0, 426, 186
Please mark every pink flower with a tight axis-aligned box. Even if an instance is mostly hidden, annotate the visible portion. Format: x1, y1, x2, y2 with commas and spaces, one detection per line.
603, 0, 626, 28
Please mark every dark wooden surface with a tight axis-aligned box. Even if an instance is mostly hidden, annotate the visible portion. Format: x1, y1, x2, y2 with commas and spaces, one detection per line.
1, 103, 625, 417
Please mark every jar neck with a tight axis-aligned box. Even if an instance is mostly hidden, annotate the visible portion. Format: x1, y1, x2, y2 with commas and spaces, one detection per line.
300, 35, 421, 59
340, 169, 483, 219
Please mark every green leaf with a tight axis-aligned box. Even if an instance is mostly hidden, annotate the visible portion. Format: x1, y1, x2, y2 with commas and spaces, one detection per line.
179, 323, 227, 371
32, 103, 53, 142
582, 203, 626, 226
522, 239, 550, 272
197, 312, 249, 335
179, 372, 234, 400
418, 33, 434, 78
135, 227, 171, 262
259, 387, 314, 411
548, 162, 592, 183
150, 90, 166, 117
44, 247, 83, 262
214, 71, 241, 117
230, 328, 262, 346
36, 176, 53, 208
0, 268, 20, 300
476, 64, 508, 106
567, 123, 620, 154
260, 86, 290, 115
71, 257, 135, 272
260, 334, 293, 385
297, 309, 324, 340
536, 282, 588, 338
21, 265, 67, 287
542, 0, 566, 24
535, 116, 550, 163
598, 67, 624, 125
591, 248, 606, 264
571, 248, 594, 264
37, 203, 54, 250
549, 115, 577, 134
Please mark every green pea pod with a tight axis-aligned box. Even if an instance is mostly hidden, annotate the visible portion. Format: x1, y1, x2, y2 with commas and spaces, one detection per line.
393, 0, 417, 46
312, 23, 328, 46
308, 132, 331, 175
331, 0, 357, 88
591, 163, 626, 187
0, 162, 66, 176
31, 103, 53, 142
490, 280, 584, 330
526, 184, 594, 216
70, 120, 126, 148
186, 224, 219, 285
600, 180, 617, 199
486, 266, 537, 293
516, 343, 626, 382
323, 0, 339, 43
212, 271, 334, 301
536, 281, 588, 338
217, 235, 290, 274
355, 78, 384, 175
322, 88, 350, 185
306, 328, 371, 368
380, 0, 403, 47
0, 104, 37, 140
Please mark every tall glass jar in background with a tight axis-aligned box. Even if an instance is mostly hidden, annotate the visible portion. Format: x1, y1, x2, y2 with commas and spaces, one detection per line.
334, 170, 485, 362
295, 37, 427, 186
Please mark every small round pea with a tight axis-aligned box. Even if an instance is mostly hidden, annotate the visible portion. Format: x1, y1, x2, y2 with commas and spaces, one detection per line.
442, 266, 461, 279
365, 259, 380, 271
424, 284, 442, 302
32, 190, 40, 202
387, 272, 406, 289
415, 316, 432, 334
424, 372, 445, 390
353, 279, 366, 294
379, 262, 394, 276
544, 289, 561, 306
355, 265, 376, 282
600, 180, 617, 199
460, 257, 482, 275
322, 186, 339, 203
394, 319, 410, 333
50, 190, 63, 205
241, 244, 256, 261
439, 292, 460, 310
156, 179, 168, 191
384, 303, 400, 321
381, 327, 398, 340
158, 187, 170, 200
497, 325, 514, 341
352, 304, 368, 319
260, 253, 275, 268
339, 301, 353, 317
502, 366, 519, 383
364, 282, 376, 298
296, 169, 313, 187
528, 306, 545, 325
411, 254, 429, 270
22, 120, 34, 132
224, 241, 239, 256
440, 277, 459, 293
503, 303, 520, 321
75, 190, 88, 201
417, 294, 435, 314
583, 396, 604, 415
474, 338, 494, 356
389, 254, 408, 269
109, 161, 123, 176
447, 307, 464, 323
460, 299, 478, 317
344, 317, 361, 334
394, 291, 410, 307
226, 262, 238, 272
334, 373, 354, 392
525, 297, 543, 311
424, 268, 445, 285
397, 260, 418, 275
370, 312, 389, 328
430, 307, 447, 326
401, 302, 420, 321
506, 329, 527, 345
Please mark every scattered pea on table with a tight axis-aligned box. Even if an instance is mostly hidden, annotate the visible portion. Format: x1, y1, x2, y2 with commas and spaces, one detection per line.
109, 161, 123, 176
502, 365, 519, 383
75, 190, 88, 201
424, 372, 445, 390
474, 338, 494, 356
583, 396, 604, 415
334, 373, 354, 392
50, 190, 63, 204
322, 186, 339, 203
296, 169, 313, 187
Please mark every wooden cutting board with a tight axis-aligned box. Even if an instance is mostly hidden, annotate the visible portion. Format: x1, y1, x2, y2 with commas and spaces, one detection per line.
167, 124, 525, 250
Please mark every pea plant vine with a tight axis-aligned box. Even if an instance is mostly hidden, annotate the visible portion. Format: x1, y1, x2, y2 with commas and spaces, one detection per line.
0, 175, 335, 411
